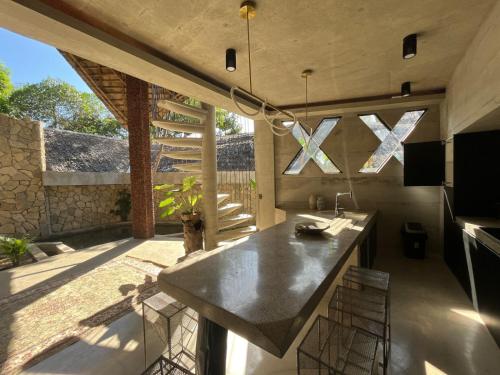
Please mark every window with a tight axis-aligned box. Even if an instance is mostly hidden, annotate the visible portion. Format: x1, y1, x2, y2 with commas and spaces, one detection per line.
284, 117, 341, 175
359, 110, 426, 173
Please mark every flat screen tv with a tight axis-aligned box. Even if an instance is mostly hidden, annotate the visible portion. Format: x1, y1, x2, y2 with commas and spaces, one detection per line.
404, 141, 444, 186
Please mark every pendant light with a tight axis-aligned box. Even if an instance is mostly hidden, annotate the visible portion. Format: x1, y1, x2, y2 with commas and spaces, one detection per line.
229, 1, 298, 133
403, 34, 417, 59
227, 1, 313, 151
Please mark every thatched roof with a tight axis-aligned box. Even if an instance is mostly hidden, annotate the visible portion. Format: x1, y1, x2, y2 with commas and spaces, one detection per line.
59, 51, 185, 126
44, 129, 254, 172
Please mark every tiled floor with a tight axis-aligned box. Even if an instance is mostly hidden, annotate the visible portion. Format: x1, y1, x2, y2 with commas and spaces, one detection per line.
11, 243, 500, 374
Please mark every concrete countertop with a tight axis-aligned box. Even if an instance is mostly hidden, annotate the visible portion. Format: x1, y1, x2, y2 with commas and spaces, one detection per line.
158, 209, 377, 358
456, 216, 500, 255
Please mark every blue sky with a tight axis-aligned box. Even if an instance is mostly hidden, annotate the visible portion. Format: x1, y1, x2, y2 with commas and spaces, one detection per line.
0, 28, 91, 92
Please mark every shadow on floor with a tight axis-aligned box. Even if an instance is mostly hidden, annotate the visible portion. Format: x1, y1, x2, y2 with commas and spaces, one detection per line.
0, 238, 145, 374
374, 249, 500, 375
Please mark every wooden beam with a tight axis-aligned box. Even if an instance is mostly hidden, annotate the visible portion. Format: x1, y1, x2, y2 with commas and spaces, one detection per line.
126, 75, 154, 239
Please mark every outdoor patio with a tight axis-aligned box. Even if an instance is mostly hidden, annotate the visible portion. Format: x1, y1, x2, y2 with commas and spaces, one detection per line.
0, 236, 498, 375
0, 235, 185, 374
1, 0, 500, 374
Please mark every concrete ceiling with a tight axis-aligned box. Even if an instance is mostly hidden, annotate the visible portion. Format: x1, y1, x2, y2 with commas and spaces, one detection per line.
41, 0, 495, 107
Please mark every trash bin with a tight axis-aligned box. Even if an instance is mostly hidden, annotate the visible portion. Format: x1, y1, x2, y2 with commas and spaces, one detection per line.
401, 222, 427, 259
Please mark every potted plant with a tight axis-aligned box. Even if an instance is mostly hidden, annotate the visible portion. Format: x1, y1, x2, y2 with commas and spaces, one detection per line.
154, 176, 203, 254
110, 190, 132, 222
0, 236, 30, 267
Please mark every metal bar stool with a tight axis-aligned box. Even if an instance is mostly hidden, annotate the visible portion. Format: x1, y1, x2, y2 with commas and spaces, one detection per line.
343, 266, 391, 372
297, 315, 378, 374
329, 285, 388, 374
142, 355, 195, 375
142, 292, 198, 372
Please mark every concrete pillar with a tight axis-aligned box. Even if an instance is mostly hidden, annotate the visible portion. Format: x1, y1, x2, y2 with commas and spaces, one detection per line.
202, 103, 218, 250
126, 75, 155, 239
254, 120, 276, 230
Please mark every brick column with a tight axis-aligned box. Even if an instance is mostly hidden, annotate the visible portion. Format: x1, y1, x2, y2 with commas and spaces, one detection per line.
126, 75, 154, 239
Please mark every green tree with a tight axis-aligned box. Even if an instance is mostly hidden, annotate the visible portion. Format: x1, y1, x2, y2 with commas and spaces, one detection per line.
216, 108, 241, 135
0, 62, 13, 114
8, 78, 126, 138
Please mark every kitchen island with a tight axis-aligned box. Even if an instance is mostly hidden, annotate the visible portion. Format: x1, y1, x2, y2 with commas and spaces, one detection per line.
158, 209, 377, 374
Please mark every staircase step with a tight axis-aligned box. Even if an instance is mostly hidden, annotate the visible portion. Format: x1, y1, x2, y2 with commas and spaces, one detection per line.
218, 202, 242, 218
152, 120, 205, 134
154, 138, 203, 148
217, 193, 230, 205
157, 99, 207, 121
216, 225, 257, 242
218, 213, 253, 230
172, 162, 202, 172
161, 150, 202, 160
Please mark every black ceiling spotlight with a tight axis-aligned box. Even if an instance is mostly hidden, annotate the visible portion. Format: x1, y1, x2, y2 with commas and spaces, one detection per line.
403, 33, 417, 59
226, 48, 236, 72
401, 81, 411, 97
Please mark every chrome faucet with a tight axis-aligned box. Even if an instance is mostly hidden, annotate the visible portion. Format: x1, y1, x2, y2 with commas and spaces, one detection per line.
334, 191, 352, 217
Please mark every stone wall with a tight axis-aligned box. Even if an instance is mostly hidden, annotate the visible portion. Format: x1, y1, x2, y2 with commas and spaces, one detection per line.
45, 185, 130, 233
0, 114, 256, 237
0, 114, 48, 237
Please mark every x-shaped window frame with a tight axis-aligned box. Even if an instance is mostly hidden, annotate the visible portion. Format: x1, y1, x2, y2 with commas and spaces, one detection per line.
283, 117, 342, 175
358, 110, 427, 173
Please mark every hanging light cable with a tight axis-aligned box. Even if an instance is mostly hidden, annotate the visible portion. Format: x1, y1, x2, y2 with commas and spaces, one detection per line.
229, 1, 313, 145
246, 4, 253, 94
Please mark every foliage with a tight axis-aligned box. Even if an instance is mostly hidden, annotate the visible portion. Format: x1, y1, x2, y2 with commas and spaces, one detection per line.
7, 77, 126, 138
0, 236, 30, 267
216, 107, 242, 135
154, 176, 202, 218
110, 190, 132, 221
0, 62, 13, 114
249, 178, 257, 190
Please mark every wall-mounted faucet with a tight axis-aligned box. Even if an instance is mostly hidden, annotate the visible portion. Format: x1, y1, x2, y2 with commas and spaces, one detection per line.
334, 191, 353, 217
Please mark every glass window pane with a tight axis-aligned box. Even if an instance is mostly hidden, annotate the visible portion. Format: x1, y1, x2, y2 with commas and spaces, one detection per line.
359, 110, 426, 173
284, 118, 341, 175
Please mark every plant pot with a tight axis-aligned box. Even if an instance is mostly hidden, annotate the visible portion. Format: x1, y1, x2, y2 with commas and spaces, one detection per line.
181, 212, 204, 254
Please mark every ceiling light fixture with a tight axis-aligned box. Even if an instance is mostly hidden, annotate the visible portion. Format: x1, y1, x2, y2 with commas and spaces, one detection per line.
403, 34, 417, 59
229, 1, 309, 139
226, 48, 236, 72
401, 81, 411, 97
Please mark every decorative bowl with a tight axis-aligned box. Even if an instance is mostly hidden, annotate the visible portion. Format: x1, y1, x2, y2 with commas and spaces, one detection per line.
295, 221, 330, 235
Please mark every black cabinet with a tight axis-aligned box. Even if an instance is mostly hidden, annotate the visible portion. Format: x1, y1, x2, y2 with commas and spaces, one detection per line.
468, 237, 500, 347
360, 223, 377, 269
443, 190, 472, 300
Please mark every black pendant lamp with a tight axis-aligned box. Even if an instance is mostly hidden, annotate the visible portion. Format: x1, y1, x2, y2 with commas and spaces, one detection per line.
226, 48, 236, 72
403, 34, 417, 59
401, 81, 411, 97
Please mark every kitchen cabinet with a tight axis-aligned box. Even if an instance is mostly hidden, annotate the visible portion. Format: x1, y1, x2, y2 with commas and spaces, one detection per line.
468, 236, 500, 346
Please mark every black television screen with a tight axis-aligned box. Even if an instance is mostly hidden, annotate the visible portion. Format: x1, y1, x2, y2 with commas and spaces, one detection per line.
404, 141, 444, 186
